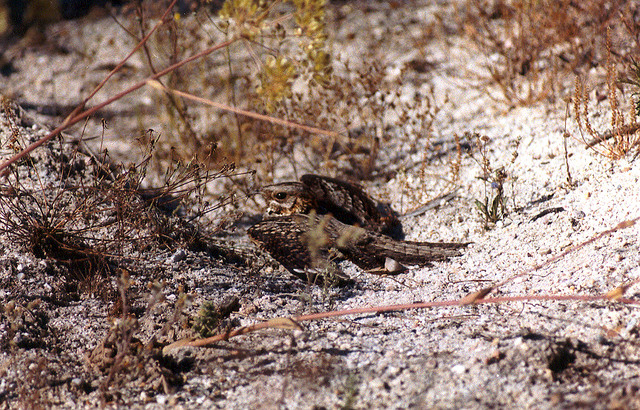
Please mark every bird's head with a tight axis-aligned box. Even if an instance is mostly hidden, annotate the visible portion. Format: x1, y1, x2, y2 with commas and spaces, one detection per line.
261, 182, 316, 216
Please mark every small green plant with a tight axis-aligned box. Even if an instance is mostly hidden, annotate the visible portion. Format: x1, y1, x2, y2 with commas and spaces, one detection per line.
470, 133, 519, 229
474, 167, 508, 226
192, 301, 220, 338
191, 297, 240, 338
339, 373, 360, 410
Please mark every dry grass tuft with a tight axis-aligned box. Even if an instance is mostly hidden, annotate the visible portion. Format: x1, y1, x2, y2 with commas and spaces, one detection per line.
458, 0, 640, 106
573, 37, 640, 159
0, 99, 239, 297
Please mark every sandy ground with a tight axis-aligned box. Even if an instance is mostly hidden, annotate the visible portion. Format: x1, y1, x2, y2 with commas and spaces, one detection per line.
1, 1, 640, 408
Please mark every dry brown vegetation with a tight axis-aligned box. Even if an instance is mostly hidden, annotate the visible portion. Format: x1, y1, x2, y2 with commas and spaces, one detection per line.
77, 0, 449, 184
457, 0, 640, 160
0, 0, 640, 407
574, 47, 640, 159
0, 97, 241, 296
457, 0, 640, 105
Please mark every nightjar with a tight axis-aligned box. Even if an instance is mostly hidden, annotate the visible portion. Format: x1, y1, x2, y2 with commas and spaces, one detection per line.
248, 174, 467, 285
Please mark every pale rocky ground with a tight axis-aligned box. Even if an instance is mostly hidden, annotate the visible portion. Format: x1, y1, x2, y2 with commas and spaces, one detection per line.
1, 1, 640, 409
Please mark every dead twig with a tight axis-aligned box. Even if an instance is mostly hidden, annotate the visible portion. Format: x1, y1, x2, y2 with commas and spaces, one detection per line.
494, 217, 638, 290
584, 123, 640, 148
164, 290, 640, 352
146, 80, 341, 139
0, 36, 239, 178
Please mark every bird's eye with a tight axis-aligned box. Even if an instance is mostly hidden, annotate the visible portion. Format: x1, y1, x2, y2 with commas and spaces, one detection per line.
274, 192, 287, 200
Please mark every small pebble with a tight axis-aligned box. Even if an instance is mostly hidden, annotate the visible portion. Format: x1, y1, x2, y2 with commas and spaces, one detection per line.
169, 249, 187, 263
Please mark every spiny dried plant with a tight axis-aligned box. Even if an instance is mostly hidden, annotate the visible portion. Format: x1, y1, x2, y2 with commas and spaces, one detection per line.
89, 272, 184, 402
0, 101, 240, 295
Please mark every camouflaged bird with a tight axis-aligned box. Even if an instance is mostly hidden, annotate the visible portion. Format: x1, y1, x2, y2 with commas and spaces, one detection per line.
261, 174, 402, 238
248, 174, 467, 284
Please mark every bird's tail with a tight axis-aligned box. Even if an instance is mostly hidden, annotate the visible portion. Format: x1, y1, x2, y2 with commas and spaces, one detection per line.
373, 238, 467, 265
330, 220, 468, 270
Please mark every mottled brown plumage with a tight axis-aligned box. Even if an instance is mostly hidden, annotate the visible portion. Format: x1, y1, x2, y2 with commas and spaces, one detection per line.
248, 213, 347, 285
248, 213, 465, 273
249, 174, 467, 284
263, 174, 401, 238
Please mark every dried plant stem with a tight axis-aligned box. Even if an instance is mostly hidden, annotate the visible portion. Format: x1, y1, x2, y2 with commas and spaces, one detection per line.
494, 217, 638, 290
164, 216, 640, 351
66, 0, 179, 122
165, 291, 640, 352
584, 123, 640, 148
146, 81, 341, 138
0, 34, 238, 178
